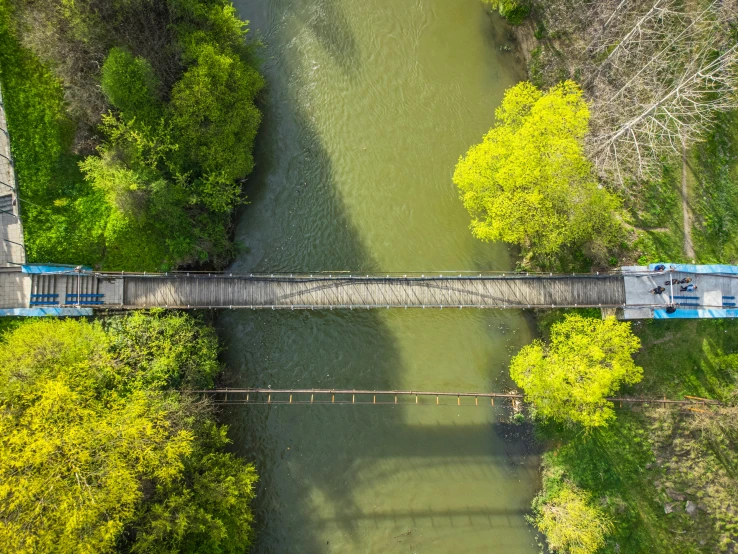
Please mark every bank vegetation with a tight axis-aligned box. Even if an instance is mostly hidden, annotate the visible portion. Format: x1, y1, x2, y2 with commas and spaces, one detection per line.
0, 0, 264, 270
466, 2, 738, 553
465, 0, 738, 270
0, 312, 257, 553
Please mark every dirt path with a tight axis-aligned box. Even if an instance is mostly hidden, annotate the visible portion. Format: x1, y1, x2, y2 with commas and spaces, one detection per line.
682, 144, 696, 260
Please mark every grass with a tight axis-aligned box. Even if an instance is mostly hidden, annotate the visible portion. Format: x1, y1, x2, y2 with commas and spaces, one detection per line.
628, 318, 738, 401
537, 414, 674, 553
0, 1, 107, 266
627, 163, 688, 265
532, 310, 738, 553
628, 109, 738, 267
691, 110, 738, 264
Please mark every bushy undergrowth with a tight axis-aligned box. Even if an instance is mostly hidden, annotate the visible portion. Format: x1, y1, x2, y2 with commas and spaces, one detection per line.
0, 0, 264, 270
485, 0, 531, 25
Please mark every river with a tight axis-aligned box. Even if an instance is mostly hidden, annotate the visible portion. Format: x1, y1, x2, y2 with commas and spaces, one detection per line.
217, 0, 539, 551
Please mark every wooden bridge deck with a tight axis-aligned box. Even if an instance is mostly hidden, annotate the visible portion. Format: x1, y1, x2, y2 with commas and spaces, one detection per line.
4, 266, 738, 319
117, 273, 627, 309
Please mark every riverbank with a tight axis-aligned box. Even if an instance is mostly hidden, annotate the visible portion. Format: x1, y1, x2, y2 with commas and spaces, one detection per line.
494, 4, 738, 551
0, 0, 264, 271
529, 312, 738, 553
0, 310, 259, 552
506, 1, 738, 268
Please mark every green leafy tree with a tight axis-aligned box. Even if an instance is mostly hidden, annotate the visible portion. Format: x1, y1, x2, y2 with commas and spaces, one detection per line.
101, 47, 162, 125
532, 472, 614, 554
106, 309, 221, 390
453, 81, 623, 265
0, 315, 257, 554
169, 43, 264, 213
509, 314, 642, 428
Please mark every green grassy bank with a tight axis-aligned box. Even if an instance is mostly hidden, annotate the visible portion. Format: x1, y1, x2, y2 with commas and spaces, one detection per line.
530, 313, 738, 553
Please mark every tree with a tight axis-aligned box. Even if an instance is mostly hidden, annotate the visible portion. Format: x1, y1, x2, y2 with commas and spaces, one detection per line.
532, 477, 614, 554
509, 314, 642, 428
585, 0, 738, 183
528, 0, 738, 185
453, 81, 623, 264
101, 47, 162, 126
0, 314, 257, 554
169, 43, 264, 213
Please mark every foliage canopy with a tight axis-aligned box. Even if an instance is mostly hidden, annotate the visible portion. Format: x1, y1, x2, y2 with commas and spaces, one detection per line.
0, 0, 264, 270
453, 81, 623, 266
169, 43, 264, 213
0, 312, 256, 554
483, 0, 531, 25
510, 314, 642, 428
101, 47, 162, 126
531, 462, 614, 554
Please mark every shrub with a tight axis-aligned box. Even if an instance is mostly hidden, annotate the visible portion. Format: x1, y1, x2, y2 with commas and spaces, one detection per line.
101, 47, 162, 125
532, 469, 614, 554
169, 43, 264, 212
484, 0, 531, 25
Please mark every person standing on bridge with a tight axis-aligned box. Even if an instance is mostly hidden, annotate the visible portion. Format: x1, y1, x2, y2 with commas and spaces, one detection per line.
650, 286, 666, 294
680, 284, 698, 292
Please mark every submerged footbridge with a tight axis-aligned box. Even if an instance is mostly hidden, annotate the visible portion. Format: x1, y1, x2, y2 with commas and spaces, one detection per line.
3, 264, 738, 319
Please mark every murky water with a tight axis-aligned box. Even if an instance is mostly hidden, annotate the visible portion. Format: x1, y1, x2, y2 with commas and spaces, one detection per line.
218, 0, 539, 551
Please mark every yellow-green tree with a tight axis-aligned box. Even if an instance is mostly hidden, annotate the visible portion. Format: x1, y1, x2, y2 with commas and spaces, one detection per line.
0, 314, 257, 554
483, 0, 530, 25
532, 476, 614, 554
509, 314, 642, 428
453, 81, 622, 264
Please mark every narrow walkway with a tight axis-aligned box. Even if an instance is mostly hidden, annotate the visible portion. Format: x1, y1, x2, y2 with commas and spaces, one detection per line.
0, 84, 25, 268
682, 144, 696, 260
197, 388, 719, 407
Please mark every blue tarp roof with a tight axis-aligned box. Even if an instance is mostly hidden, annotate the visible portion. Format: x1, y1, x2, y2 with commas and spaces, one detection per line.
21, 264, 92, 274
654, 308, 738, 319
0, 308, 93, 317
649, 263, 738, 274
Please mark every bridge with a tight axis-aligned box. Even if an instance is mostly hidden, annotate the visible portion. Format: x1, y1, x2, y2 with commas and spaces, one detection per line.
2, 89, 738, 320
196, 388, 720, 408
1, 264, 738, 319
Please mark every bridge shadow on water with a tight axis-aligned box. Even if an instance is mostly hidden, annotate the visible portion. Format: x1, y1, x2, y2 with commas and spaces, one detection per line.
221, 1, 538, 551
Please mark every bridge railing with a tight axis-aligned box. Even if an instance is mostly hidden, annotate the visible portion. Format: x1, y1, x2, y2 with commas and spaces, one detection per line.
95, 269, 635, 278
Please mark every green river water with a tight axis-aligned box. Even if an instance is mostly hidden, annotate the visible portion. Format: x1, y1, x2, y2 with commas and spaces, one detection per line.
217, 1, 540, 551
